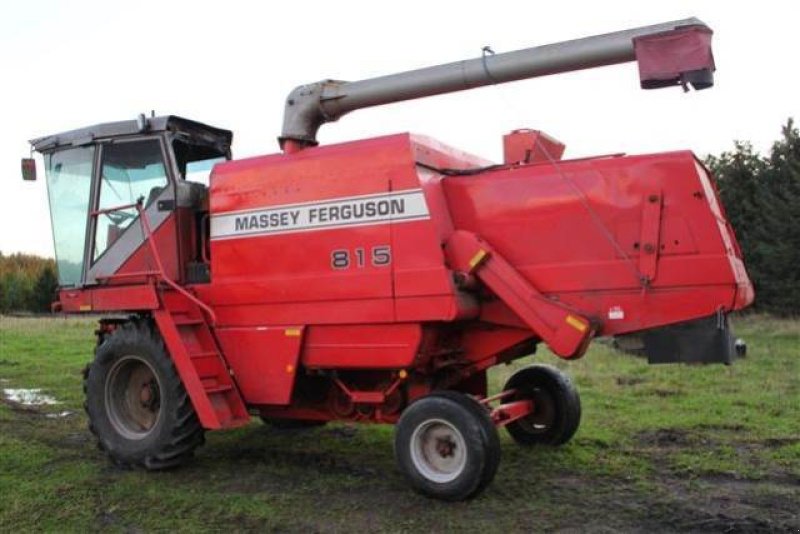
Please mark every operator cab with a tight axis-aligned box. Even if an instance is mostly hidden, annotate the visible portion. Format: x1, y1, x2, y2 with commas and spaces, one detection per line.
29, 115, 231, 288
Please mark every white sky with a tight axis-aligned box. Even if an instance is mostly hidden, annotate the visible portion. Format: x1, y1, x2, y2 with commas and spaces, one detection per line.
1, 0, 797, 258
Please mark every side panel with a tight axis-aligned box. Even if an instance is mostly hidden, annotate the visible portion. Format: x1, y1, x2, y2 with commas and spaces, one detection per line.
215, 326, 304, 405
104, 215, 180, 282
205, 136, 406, 325
391, 166, 463, 321
391, 135, 492, 322
57, 284, 159, 313
200, 134, 479, 327
443, 151, 753, 335
91, 284, 160, 310
302, 323, 422, 369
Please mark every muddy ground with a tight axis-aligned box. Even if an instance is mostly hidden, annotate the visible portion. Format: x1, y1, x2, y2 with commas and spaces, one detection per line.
1, 315, 798, 532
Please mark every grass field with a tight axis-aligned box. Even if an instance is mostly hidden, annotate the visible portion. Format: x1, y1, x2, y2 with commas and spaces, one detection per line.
0, 314, 798, 532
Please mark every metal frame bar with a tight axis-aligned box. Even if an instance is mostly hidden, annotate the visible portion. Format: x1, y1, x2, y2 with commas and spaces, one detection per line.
490, 399, 535, 427
477, 389, 536, 427
135, 201, 218, 325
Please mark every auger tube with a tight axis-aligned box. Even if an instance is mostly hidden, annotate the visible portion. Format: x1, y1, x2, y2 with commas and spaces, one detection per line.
279, 17, 709, 148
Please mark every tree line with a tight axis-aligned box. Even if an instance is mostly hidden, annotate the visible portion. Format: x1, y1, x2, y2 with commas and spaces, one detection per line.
707, 119, 800, 316
1, 121, 798, 315
0, 252, 58, 313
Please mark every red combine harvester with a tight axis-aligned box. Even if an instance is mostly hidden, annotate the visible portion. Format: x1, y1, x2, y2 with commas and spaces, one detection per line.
25, 18, 752, 500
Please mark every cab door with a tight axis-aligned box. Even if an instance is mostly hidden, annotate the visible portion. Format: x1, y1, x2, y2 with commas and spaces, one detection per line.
86, 137, 179, 284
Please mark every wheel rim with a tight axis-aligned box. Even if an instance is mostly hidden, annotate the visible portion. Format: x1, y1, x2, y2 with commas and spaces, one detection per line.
105, 356, 162, 440
409, 418, 467, 483
517, 387, 556, 434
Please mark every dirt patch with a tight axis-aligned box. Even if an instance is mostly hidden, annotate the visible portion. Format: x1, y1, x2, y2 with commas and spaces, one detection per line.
616, 376, 647, 386
762, 437, 800, 448
246, 447, 377, 477
630, 425, 800, 532
198, 436, 381, 490
324, 425, 359, 439
701, 471, 800, 489
1, 397, 42, 414
694, 423, 748, 432
0, 407, 96, 458
637, 428, 699, 447
669, 511, 776, 533
576, 437, 612, 449
0, 397, 73, 420
652, 473, 800, 532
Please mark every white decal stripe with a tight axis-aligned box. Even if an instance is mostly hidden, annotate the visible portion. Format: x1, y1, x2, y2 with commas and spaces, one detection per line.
210, 189, 429, 240
212, 188, 425, 216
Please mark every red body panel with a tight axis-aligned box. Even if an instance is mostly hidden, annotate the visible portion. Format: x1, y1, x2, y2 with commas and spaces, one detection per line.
59, 284, 159, 313
202, 134, 481, 326
68, 131, 753, 425
216, 325, 304, 405
302, 323, 422, 369
441, 151, 751, 334
108, 216, 180, 284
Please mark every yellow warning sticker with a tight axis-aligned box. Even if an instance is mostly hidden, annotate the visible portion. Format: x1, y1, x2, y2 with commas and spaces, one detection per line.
79, 304, 92, 312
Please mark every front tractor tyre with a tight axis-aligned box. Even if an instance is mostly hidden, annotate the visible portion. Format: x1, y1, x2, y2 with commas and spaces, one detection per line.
84, 320, 204, 469
503, 364, 581, 446
394, 391, 500, 501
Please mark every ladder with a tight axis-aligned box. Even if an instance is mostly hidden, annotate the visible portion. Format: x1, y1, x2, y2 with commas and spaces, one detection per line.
154, 303, 250, 430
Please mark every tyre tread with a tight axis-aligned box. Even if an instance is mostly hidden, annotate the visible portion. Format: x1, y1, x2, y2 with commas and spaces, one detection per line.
394, 391, 501, 501
504, 364, 581, 446
84, 318, 204, 470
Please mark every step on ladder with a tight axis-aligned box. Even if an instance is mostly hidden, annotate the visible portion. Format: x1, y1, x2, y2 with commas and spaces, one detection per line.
154, 304, 250, 430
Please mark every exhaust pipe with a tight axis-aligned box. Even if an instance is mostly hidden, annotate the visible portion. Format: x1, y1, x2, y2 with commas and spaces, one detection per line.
280, 17, 714, 149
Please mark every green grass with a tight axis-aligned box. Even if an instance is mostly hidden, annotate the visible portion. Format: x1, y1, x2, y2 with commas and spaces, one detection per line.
0, 314, 798, 532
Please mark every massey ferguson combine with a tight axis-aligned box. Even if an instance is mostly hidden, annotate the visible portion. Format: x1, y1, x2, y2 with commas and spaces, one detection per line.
25, 18, 752, 500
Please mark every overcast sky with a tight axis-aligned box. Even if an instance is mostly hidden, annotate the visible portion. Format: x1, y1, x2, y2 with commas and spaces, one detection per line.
1, 0, 797, 257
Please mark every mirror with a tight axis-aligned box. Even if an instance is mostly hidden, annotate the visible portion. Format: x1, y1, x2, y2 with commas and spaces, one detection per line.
21, 158, 36, 181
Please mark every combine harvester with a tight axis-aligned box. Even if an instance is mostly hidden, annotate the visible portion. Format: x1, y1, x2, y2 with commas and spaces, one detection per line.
25, 18, 752, 500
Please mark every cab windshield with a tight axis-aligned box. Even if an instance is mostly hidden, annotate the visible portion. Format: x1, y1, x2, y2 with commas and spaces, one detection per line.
44, 146, 95, 286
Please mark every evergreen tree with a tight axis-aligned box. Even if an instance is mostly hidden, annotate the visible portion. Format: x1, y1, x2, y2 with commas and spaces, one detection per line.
33, 265, 58, 312
760, 120, 800, 314
707, 119, 800, 316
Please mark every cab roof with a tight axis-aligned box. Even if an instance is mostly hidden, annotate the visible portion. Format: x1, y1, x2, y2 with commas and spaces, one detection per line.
29, 115, 233, 154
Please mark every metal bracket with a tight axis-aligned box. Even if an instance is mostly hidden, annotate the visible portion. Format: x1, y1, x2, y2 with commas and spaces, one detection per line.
639, 191, 663, 284
478, 390, 535, 428
444, 230, 596, 359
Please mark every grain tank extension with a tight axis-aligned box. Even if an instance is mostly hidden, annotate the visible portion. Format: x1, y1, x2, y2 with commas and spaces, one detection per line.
27, 18, 751, 500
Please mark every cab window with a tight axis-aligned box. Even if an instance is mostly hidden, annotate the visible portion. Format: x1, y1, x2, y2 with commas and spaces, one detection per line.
172, 138, 227, 186
44, 146, 95, 286
93, 139, 168, 261
185, 157, 225, 187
